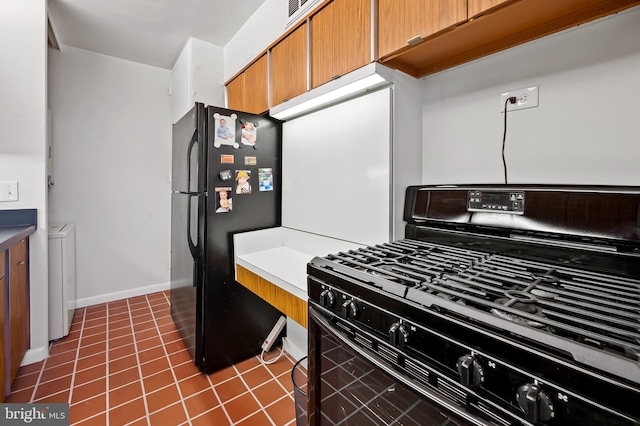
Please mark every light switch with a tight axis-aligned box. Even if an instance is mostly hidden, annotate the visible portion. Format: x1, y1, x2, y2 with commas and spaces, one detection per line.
0, 181, 19, 202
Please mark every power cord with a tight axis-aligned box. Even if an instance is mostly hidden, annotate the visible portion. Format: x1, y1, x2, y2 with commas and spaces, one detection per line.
502, 96, 517, 184
260, 344, 285, 365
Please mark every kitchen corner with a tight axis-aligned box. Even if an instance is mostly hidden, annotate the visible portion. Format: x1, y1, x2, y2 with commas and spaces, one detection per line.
233, 227, 365, 359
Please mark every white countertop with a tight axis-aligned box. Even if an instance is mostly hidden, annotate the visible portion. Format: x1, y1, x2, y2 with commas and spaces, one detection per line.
234, 227, 365, 300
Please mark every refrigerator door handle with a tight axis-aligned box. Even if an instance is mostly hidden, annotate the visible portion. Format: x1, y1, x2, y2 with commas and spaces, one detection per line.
186, 129, 198, 194
186, 129, 199, 261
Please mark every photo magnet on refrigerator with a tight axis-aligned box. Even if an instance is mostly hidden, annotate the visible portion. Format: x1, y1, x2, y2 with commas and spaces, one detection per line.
213, 113, 239, 149
240, 120, 258, 149
235, 170, 251, 194
214, 187, 233, 213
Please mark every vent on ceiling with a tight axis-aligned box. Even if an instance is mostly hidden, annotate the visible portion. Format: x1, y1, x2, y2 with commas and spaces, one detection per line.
287, 0, 318, 27
289, 0, 309, 17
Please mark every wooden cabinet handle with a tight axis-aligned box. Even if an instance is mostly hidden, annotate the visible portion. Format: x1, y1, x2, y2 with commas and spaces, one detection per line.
17, 261, 25, 266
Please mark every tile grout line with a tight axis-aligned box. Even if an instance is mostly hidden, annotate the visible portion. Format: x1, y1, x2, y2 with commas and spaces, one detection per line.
262, 350, 297, 399
105, 304, 110, 426
126, 298, 151, 426
71, 307, 109, 425
26, 309, 84, 404
147, 292, 191, 425
160, 287, 234, 425
231, 363, 277, 425
204, 371, 234, 424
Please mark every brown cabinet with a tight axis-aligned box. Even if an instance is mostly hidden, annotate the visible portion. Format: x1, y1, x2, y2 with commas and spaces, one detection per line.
9, 239, 29, 386
244, 54, 269, 114
379, 0, 640, 78
377, 0, 467, 59
311, 0, 371, 89
0, 252, 5, 402
226, 54, 269, 114
226, 73, 245, 112
468, 0, 510, 18
270, 23, 308, 107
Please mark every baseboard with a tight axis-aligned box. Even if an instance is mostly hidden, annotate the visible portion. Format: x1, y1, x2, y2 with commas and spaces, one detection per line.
75, 281, 171, 308
21, 346, 49, 366
283, 337, 307, 362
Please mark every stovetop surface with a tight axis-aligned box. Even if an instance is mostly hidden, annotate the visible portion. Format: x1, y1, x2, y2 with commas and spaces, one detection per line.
314, 236, 640, 370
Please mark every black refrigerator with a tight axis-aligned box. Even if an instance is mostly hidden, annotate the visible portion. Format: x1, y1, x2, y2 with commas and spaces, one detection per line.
170, 103, 284, 373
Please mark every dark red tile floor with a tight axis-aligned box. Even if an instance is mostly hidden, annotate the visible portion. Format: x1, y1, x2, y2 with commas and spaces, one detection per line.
7, 291, 303, 425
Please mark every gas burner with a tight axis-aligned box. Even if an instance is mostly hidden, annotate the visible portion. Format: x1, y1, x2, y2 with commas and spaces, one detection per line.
490, 297, 547, 329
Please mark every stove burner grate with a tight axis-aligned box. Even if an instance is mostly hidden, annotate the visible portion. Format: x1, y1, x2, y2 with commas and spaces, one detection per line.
320, 239, 640, 363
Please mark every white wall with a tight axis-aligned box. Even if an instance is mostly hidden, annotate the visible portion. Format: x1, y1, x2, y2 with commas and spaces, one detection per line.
224, 0, 286, 79
0, 0, 49, 363
421, 6, 640, 186
48, 46, 172, 306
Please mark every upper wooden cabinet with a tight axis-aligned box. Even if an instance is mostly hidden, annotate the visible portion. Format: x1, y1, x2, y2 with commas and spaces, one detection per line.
311, 0, 371, 89
377, 0, 467, 59
244, 54, 269, 114
226, 74, 245, 112
379, 0, 640, 78
270, 23, 308, 107
468, 0, 510, 18
226, 54, 269, 114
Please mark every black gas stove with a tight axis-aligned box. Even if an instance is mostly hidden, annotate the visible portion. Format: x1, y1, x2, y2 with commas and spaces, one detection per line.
307, 185, 640, 426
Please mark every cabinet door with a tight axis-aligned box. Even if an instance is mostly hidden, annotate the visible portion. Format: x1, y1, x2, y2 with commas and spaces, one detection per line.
312, 0, 371, 89
311, 2, 335, 89
244, 54, 269, 115
333, 0, 371, 79
468, 0, 510, 18
378, 0, 466, 59
9, 239, 28, 385
271, 23, 308, 107
418, 0, 466, 39
226, 74, 245, 111
378, 0, 422, 58
0, 252, 5, 403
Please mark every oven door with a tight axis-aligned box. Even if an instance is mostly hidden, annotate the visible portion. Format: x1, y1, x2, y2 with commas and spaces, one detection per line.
308, 306, 497, 426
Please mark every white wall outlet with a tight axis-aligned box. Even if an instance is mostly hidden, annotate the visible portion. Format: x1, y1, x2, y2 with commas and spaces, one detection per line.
0, 181, 19, 202
500, 86, 539, 112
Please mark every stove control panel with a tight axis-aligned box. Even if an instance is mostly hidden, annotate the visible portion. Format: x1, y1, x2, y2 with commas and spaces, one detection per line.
468, 190, 525, 214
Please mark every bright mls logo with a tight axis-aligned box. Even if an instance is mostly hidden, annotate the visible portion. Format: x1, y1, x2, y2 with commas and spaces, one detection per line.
1, 404, 69, 425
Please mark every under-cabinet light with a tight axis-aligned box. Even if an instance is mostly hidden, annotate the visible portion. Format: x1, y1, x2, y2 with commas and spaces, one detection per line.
270, 63, 394, 121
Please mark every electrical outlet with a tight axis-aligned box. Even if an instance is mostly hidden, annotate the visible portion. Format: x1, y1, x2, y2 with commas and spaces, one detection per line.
500, 86, 539, 112
0, 181, 19, 202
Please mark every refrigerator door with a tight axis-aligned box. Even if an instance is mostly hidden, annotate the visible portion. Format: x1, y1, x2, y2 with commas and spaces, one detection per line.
170, 103, 206, 368
201, 106, 284, 373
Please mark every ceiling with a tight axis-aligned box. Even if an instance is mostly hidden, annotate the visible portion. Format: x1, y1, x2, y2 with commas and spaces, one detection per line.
48, 0, 269, 70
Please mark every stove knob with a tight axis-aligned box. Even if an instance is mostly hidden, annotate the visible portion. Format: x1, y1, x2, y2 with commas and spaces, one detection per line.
342, 300, 360, 319
456, 355, 485, 387
320, 289, 336, 308
388, 322, 410, 348
516, 383, 555, 423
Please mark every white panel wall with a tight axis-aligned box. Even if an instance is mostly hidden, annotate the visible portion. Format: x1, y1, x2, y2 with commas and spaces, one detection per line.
48, 46, 172, 305
0, 0, 49, 362
421, 6, 640, 186
282, 89, 392, 245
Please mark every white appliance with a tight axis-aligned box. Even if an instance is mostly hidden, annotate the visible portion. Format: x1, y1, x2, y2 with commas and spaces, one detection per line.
48, 224, 76, 341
